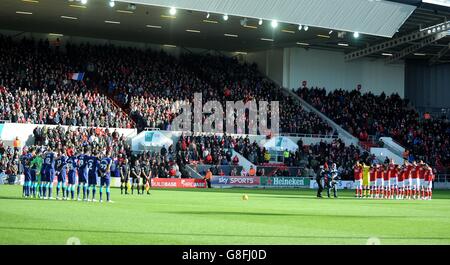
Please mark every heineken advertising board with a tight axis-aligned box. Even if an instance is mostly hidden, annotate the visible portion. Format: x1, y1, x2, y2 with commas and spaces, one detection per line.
261, 176, 310, 188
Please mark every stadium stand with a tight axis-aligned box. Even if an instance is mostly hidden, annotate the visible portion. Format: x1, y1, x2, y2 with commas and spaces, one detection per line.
296, 86, 450, 173
0, 34, 447, 179
0, 35, 134, 128
0, 34, 332, 135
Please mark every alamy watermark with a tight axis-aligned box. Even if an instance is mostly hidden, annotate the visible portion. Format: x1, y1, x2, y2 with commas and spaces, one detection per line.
171, 93, 280, 135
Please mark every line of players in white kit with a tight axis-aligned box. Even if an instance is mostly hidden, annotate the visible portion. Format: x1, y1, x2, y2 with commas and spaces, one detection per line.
20, 147, 114, 202
353, 160, 435, 200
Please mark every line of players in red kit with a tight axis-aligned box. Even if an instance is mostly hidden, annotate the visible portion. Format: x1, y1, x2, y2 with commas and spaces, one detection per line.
353, 160, 435, 200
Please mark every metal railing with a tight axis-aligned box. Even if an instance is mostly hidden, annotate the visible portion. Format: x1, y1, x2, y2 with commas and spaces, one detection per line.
148, 129, 337, 141
435, 174, 450, 183
279, 132, 338, 138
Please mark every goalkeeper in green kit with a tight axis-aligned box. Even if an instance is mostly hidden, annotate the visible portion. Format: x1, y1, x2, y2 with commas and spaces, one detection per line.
30, 149, 44, 198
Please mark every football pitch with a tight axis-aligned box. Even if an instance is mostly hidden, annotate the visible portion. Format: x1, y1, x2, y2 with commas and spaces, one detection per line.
1, 185, 450, 245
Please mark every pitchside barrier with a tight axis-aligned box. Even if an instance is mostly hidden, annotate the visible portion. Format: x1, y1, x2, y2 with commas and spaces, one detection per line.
12, 175, 207, 189
210, 176, 310, 188
8, 175, 450, 189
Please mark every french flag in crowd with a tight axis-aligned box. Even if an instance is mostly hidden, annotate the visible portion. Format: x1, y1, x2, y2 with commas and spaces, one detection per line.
69, 72, 85, 81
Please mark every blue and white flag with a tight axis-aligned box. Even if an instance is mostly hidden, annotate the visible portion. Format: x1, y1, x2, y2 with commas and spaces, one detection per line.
69, 72, 85, 81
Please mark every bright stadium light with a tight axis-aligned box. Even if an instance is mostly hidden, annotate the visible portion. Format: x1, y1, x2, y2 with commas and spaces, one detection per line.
223, 14, 228, 21
271, 20, 278, 28
206, 12, 210, 19
109, 0, 115, 8
304, 25, 309, 31
298, 24, 302, 31
81, 0, 87, 4
258, 18, 263, 25
169, 7, 177, 15
354, 31, 360, 38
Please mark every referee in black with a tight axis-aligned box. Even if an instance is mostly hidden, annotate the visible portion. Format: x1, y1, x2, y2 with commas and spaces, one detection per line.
131, 160, 142, 195
316, 165, 325, 198
120, 158, 130, 195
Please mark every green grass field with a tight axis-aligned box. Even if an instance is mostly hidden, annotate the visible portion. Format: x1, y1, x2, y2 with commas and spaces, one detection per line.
1, 185, 449, 245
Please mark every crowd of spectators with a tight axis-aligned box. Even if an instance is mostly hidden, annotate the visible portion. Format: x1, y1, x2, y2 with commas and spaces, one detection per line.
0, 140, 19, 182
59, 40, 333, 135
0, 89, 132, 128
0, 34, 333, 136
31, 125, 131, 160
297, 139, 371, 180
130, 150, 189, 179
296, 86, 449, 172
173, 134, 368, 179
0, 35, 134, 128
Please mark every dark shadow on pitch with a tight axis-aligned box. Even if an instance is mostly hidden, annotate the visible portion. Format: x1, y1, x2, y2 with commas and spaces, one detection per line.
160, 210, 421, 218
1, 226, 450, 241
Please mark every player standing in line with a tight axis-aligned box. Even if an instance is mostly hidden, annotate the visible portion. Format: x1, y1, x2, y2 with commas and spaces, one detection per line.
131, 160, 142, 195
375, 164, 384, 199
369, 164, 376, 198
382, 163, 391, 199
404, 161, 413, 199
410, 161, 419, 200
387, 160, 397, 199
42, 148, 56, 200
397, 164, 405, 199
362, 162, 370, 198
353, 161, 363, 198
418, 161, 426, 200
424, 164, 434, 200
98, 151, 113, 203
55, 151, 68, 200
21, 150, 33, 198
120, 158, 130, 195
86, 151, 100, 202
29, 149, 38, 198
77, 148, 89, 201
112, 157, 121, 184
66, 151, 78, 200
141, 159, 151, 195
30, 149, 43, 198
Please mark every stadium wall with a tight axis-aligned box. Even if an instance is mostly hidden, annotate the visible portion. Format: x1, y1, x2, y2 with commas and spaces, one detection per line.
405, 60, 450, 110
244, 48, 405, 97
244, 48, 284, 86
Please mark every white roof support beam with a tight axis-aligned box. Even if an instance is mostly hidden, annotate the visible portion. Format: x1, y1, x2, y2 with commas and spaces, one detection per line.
345, 21, 450, 61
429, 43, 450, 65
386, 32, 447, 63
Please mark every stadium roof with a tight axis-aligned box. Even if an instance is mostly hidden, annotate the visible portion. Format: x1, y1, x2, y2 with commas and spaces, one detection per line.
0, 0, 449, 62
120, 0, 416, 38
